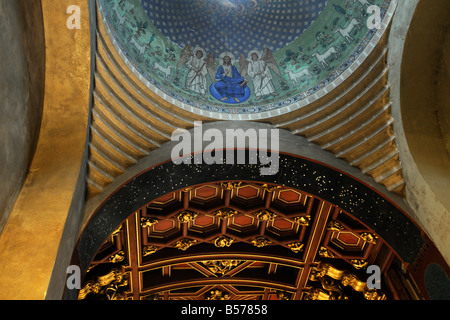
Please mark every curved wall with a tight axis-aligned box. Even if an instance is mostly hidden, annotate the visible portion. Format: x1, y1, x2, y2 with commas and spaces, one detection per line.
0, 0, 91, 300
0, 0, 45, 233
387, 0, 450, 265
74, 122, 449, 300
401, 0, 450, 213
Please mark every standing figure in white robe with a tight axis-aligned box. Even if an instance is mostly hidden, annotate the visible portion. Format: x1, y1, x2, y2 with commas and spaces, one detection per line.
246, 51, 277, 100
185, 48, 208, 96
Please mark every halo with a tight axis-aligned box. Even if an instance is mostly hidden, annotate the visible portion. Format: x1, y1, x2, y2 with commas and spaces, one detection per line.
248, 49, 262, 61
193, 46, 206, 58
219, 51, 236, 65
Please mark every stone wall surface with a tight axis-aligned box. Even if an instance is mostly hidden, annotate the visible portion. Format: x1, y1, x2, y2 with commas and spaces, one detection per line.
0, 0, 45, 233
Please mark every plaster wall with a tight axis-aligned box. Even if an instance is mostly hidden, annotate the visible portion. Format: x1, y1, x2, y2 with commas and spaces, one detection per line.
388, 0, 450, 265
0, 0, 45, 233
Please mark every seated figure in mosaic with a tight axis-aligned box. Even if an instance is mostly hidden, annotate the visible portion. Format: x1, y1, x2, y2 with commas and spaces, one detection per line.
214, 52, 248, 103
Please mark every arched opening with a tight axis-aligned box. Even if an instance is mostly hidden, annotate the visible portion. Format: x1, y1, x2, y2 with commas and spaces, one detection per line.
70, 151, 450, 300
401, 0, 450, 212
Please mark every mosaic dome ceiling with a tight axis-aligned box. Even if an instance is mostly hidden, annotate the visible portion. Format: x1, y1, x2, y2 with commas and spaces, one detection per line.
99, 0, 392, 116
140, 0, 328, 58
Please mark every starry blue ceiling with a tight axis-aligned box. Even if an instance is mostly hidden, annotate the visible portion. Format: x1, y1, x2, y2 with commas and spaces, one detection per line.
140, 0, 328, 57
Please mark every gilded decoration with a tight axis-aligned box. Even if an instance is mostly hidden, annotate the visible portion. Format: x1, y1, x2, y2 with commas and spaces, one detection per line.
173, 239, 197, 251
261, 184, 282, 192
78, 182, 428, 300
206, 290, 231, 300
211, 208, 238, 219
308, 262, 386, 300
78, 268, 129, 300
177, 210, 198, 223
251, 236, 271, 248
143, 245, 159, 256
318, 246, 335, 258
202, 260, 241, 276
360, 232, 378, 245
141, 217, 159, 228
108, 251, 125, 263
327, 220, 344, 231
287, 242, 305, 253
351, 259, 369, 270
220, 182, 242, 190
256, 209, 277, 222
293, 215, 311, 226
213, 235, 234, 248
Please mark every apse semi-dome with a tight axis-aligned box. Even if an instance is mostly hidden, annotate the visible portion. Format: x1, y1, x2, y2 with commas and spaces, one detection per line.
99, 0, 394, 119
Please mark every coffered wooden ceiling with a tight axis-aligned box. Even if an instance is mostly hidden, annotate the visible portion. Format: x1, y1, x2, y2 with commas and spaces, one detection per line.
78, 182, 421, 300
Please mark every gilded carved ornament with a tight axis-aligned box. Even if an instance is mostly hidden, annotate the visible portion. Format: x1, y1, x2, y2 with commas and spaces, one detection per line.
213, 235, 234, 247
206, 290, 231, 300
360, 232, 378, 244
276, 291, 290, 300
261, 184, 282, 192
78, 268, 128, 300
318, 246, 335, 258
220, 182, 242, 190
351, 259, 369, 270
256, 209, 277, 221
108, 251, 125, 263
251, 236, 271, 247
287, 242, 304, 253
327, 220, 344, 231
177, 210, 198, 223
173, 239, 197, 251
143, 245, 159, 256
202, 260, 241, 276
293, 215, 311, 226
141, 217, 159, 228
308, 262, 386, 300
212, 208, 238, 219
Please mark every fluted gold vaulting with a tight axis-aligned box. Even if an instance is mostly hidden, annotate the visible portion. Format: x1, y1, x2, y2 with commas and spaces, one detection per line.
87, 1, 404, 197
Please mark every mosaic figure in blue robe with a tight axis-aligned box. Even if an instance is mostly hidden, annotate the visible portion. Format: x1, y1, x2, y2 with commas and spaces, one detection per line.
211, 54, 250, 103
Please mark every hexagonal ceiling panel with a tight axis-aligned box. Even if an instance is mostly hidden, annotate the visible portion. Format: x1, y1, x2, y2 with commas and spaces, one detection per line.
78, 182, 423, 300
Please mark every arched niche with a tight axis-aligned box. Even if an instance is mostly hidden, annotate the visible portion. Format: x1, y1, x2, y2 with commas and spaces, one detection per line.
400, 0, 450, 214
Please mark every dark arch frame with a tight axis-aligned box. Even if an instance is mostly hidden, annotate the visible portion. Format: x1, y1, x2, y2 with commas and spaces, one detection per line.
75, 151, 426, 275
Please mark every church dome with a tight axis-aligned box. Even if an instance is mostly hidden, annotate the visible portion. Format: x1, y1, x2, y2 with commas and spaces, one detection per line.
98, 0, 393, 118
